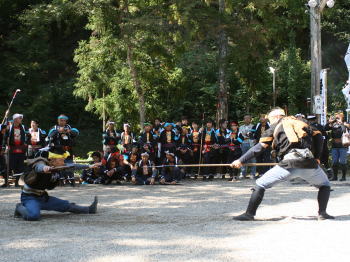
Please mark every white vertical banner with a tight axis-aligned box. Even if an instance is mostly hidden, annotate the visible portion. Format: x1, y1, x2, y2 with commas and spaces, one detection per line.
345, 43, 350, 82
343, 44, 350, 153
319, 69, 327, 125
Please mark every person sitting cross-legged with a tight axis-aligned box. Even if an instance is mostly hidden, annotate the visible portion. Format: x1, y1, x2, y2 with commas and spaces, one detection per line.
103, 149, 128, 185
131, 152, 157, 185
159, 151, 183, 185
81, 152, 106, 184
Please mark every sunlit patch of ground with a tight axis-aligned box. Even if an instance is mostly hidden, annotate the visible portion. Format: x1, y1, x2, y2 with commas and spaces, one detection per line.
1, 179, 349, 262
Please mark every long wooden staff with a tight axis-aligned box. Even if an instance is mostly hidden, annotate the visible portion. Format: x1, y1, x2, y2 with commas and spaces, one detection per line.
197, 112, 205, 176
1, 89, 21, 124
153, 163, 278, 168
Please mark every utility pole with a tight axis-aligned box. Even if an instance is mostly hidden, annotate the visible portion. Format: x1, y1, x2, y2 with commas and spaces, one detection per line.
308, 0, 334, 121
310, 1, 322, 116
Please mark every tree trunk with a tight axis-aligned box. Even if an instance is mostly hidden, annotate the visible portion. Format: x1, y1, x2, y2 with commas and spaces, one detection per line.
310, 0, 322, 121
216, 0, 228, 124
127, 43, 145, 129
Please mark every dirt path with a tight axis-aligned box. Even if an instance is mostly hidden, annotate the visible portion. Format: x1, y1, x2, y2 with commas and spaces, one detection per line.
1, 180, 350, 262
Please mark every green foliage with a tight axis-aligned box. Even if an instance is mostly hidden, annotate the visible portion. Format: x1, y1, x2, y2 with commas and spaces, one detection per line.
269, 35, 311, 115
1, 0, 350, 156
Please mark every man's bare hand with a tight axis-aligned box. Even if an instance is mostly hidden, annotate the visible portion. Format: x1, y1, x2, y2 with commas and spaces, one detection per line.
150, 178, 155, 185
106, 169, 115, 177
230, 160, 243, 169
43, 166, 52, 173
89, 163, 101, 169
315, 159, 321, 165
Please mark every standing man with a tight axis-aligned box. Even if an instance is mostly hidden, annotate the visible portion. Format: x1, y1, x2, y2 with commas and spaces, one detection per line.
120, 123, 135, 154
307, 115, 330, 169
48, 114, 79, 160
48, 114, 79, 186
102, 121, 120, 155
239, 115, 257, 179
0, 124, 7, 185
325, 112, 350, 181
27, 120, 47, 158
231, 108, 334, 221
216, 119, 231, 179
159, 123, 178, 162
227, 121, 244, 181
202, 119, 218, 180
176, 125, 193, 178
4, 114, 28, 187
139, 122, 157, 161
190, 121, 202, 179
152, 118, 163, 166
254, 115, 271, 176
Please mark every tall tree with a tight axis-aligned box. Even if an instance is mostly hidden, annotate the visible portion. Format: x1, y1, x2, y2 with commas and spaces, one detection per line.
216, 0, 229, 123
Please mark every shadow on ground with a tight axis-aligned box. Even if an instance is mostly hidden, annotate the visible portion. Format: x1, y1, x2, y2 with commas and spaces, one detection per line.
1, 179, 350, 262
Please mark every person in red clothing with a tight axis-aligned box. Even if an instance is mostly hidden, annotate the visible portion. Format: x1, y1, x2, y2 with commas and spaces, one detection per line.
103, 149, 129, 184
4, 114, 28, 187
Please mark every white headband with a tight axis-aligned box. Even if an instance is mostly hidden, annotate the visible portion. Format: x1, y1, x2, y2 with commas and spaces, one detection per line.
268, 109, 285, 118
13, 113, 23, 120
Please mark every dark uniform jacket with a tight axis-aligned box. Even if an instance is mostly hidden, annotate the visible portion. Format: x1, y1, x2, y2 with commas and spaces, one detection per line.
24, 156, 89, 192
134, 159, 157, 178
5, 124, 29, 153
139, 131, 156, 147
324, 122, 348, 148
242, 117, 323, 169
103, 129, 120, 146
254, 122, 270, 141
48, 124, 79, 153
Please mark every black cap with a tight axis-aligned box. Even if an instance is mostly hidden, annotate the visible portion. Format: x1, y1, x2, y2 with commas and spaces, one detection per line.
91, 151, 102, 159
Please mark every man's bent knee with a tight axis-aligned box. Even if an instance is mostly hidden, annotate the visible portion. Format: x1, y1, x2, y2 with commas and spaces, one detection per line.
24, 210, 41, 221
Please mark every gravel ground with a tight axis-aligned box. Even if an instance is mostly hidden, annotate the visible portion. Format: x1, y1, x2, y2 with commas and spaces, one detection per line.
1, 179, 350, 262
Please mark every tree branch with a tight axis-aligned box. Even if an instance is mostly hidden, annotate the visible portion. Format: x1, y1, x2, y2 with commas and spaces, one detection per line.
319, 0, 328, 13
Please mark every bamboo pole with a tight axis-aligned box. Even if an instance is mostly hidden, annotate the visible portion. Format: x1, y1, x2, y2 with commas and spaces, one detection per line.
152, 163, 278, 168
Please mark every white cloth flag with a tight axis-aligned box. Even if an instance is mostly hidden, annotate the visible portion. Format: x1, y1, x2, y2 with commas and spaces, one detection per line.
345, 43, 350, 82
320, 69, 327, 125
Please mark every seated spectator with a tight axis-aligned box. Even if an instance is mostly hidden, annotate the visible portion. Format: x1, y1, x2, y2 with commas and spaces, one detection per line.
176, 144, 192, 179
81, 152, 105, 184
128, 143, 140, 159
160, 151, 183, 185
103, 150, 127, 185
124, 152, 139, 182
131, 152, 157, 185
